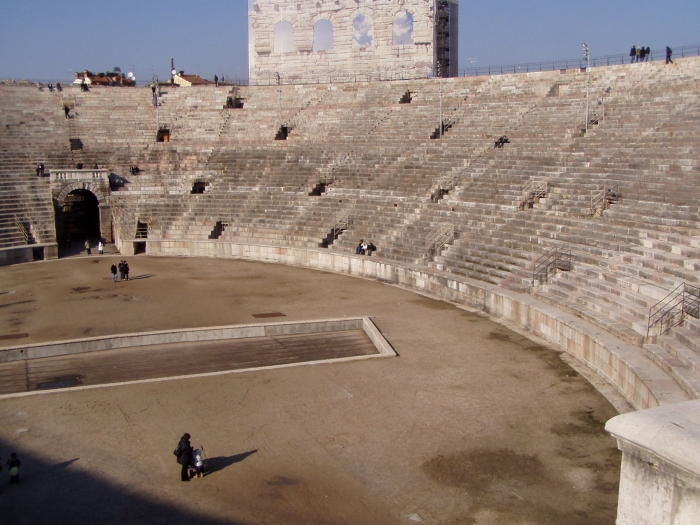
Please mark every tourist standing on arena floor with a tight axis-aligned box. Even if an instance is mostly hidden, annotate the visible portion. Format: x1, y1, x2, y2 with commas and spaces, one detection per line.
124, 261, 130, 280
118, 260, 125, 280
110, 262, 118, 282
174, 433, 194, 481
7, 453, 21, 484
98, 241, 103, 255
85, 240, 91, 255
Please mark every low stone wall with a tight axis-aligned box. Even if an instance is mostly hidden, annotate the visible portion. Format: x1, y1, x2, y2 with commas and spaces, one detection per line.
133, 239, 677, 411
0, 243, 58, 267
606, 400, 700, 525
0, 317, 394, 362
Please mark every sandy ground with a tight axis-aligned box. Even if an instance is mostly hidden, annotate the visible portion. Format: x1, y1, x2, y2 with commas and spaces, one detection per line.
0, 255, 622, 524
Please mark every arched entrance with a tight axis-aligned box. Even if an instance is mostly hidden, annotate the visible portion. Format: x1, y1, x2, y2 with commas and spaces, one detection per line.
60, 189, 101, 242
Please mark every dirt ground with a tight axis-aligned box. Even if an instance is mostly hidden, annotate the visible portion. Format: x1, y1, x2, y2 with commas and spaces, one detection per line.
0, 255, 623, 524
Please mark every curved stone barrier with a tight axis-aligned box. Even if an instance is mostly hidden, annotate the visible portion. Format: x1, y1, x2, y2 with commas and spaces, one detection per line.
133, 238, 691, 411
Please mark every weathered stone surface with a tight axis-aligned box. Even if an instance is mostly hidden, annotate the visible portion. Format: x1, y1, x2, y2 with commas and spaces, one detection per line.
249, 0, 445, 84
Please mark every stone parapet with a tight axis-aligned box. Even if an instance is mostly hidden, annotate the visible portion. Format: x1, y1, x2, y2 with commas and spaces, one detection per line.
606, 400, 700, 525
138, 238, 690, 411
50, 169, 108, 181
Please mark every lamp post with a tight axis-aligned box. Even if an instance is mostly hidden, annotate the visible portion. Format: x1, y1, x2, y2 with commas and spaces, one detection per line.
583, 43, 591, 132
275, 72, 282, 129
437, 62, 443, 138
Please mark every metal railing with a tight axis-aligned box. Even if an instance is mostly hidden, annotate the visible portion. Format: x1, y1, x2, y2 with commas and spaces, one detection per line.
7, 44, 700, 89
425, 224, 455, 261
532, 246, 572, 284
436, 174, 455, 192
324, 210, 353, 238
587, 184, 620, 217
647, 283, 700, 338
14, 215, 29, 243
521, 180, 548, 209
460, 44, 700, 77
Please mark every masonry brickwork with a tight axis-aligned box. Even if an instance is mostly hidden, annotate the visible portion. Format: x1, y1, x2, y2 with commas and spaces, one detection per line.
249, 0, 444, 84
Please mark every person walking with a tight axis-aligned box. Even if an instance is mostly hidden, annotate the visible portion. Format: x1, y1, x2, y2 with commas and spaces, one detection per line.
84, 240, 91, 255
118, 260, 125, 280
124, 261, 130, 281
174, 433, 194, 481
666, 46, 673, 64
630, 45, 636, 63
98, 241, 104, 255
110, 262, 118, 282
7, 453, 21, 484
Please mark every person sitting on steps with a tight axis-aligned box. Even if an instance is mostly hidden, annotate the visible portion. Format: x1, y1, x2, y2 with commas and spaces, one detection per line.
494, 135, 510, 148
366, 242, 377, 256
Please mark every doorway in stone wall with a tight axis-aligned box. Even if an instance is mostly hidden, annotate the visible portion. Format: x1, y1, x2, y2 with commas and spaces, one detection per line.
61, 189, 101, 248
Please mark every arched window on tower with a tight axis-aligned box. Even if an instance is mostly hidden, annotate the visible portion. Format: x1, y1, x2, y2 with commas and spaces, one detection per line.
313, 19, 334, 51
393, 11, 414, 45
352, 14, 374, 48
273, 20, 295, 53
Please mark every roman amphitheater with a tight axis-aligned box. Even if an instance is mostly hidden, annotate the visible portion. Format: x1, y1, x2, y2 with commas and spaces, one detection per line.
1, 52, 699, 523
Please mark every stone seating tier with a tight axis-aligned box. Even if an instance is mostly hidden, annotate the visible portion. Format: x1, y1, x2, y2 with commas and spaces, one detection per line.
2, 57, 700, 404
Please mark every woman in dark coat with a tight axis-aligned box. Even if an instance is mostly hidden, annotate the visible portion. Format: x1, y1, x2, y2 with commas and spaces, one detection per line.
175, 433, 194, 481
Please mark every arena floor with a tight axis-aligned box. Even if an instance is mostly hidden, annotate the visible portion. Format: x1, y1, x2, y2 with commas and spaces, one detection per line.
0, 255, 624, 524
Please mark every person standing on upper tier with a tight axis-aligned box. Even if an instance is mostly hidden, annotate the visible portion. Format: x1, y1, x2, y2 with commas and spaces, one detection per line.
630, 45, 636, 63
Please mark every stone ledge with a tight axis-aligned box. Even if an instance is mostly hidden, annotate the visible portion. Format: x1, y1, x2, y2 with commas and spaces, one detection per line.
606, 399, 700, 479
0, 316, 394, 362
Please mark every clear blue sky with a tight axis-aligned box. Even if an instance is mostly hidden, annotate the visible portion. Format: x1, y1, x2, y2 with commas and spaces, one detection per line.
1, 0, 697, 83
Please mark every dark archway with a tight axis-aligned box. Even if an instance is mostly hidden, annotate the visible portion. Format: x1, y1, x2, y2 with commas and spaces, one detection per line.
61, 189, 101, 241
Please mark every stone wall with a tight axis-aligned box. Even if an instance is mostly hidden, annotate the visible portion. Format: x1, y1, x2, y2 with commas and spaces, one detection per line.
606, 400, 700, 525
130, 238, 684, 412
249, 0, 437, 84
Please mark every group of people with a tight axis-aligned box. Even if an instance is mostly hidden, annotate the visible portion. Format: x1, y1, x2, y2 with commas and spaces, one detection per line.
174, 433, 206, 481
630, 45, 652, 63
129, 166, 141, 175
0, 452, 21, 491
355, 239, 377, 256
84, 240, 104, 255
494, 135, 510, 148
44, 82, 62, 92
110, 260, 130, 281
630, 45, 674, 64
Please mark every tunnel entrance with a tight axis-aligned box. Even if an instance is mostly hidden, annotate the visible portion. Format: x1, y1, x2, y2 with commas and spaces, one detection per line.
61, 189, 101, 242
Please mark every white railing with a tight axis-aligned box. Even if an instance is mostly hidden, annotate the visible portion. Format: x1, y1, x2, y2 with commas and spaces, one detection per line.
437, 174, 455, 191
588, 184, 619, 217
51, 169, 108, 181
425, 224, 455, 261
521, 179, 548, 208
324, 209, 353, 237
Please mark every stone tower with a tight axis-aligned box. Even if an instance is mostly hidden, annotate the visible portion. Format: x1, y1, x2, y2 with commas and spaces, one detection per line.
249, 0, 458, 85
